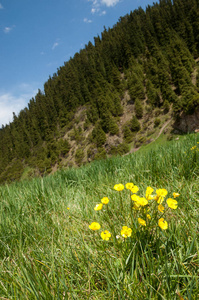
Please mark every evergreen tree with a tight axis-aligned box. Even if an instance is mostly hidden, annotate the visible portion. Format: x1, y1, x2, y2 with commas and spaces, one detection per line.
92, 123, 106, 147
135, 98, 144, 118
123, 126, 133, 143
108, 117, 119, 135
131, 116, 140, 132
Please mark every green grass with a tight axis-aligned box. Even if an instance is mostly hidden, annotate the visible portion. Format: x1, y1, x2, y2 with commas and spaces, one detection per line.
0, 133, 199, 299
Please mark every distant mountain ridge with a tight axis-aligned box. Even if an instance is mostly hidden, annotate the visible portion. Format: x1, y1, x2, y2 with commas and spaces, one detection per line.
0, 0, 199, 184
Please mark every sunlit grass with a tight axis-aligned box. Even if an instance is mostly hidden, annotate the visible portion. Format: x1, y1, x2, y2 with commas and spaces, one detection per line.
0, 133, 198, 299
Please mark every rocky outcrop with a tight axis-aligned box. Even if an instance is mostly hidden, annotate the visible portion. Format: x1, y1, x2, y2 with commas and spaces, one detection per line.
173, 108, 199, 133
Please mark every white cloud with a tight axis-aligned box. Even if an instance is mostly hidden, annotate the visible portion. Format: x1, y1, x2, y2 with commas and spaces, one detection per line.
100, 10, 106, 15
89, 0, 100, 14
84, 18, 92, 23
4, 27, 12, 34
0, 3, 3, 9
0, 84, 37, 127
101, 0, 120, 7
52, 42, 59, 50
89, 0, 119, 15
91, 8, 96, 13
0, 93, 27, 126
3, 25, 15, 34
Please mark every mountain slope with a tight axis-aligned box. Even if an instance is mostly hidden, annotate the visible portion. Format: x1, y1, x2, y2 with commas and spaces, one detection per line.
0, 0, 199, 184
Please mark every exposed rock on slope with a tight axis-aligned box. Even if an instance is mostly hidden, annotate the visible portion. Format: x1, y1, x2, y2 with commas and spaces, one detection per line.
174, 108, 199, 133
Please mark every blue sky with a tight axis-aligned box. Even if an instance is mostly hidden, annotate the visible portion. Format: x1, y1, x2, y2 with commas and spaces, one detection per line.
0, 0, 155, 127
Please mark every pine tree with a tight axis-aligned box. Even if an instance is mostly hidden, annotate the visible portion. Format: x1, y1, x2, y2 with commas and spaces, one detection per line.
108, 117, 119, 135
123, 126, 133, 143
131, 116, 140, 132
92, 123, 106, 147
135, 98, 143, 118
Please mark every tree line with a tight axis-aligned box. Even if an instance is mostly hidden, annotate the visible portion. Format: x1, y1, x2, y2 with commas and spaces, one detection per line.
0, 0, 199, 183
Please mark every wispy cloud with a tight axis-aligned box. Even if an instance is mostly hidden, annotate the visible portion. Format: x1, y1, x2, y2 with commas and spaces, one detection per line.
89, 0, 100, 14
3, 25, 15, 34
0, 93, 27, 126
84, 17, 92, 23
100, 10, 106, 15
0, 84, 38, 127
4, 27, 12, 33
89, 0, 120, 15
0, 3, 3, 9
52, 42, 59, 50
91, 8, 97, 13
101, 0, 120, 7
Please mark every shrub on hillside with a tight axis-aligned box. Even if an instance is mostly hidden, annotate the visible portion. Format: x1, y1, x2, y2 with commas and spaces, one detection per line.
163, 99, 170, 113
131, 116, 140, 132
92, 123, 106, 147
58, 139, 71, 156
109, 143, 129, 156
123, 126, 133, 143
94, 147, 107, 160
108, 118, 119, 135
75, 148, 84, 166
87, 144, 97, 161
154, 118, 161, 127
135, 136, 146, 148
135, 98, 143, 119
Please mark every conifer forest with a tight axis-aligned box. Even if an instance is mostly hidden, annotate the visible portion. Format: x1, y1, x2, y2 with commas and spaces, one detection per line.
1, 0, 199, 184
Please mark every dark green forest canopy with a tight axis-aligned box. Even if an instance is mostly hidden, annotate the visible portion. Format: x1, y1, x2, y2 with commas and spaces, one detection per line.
1, 0, 199, 184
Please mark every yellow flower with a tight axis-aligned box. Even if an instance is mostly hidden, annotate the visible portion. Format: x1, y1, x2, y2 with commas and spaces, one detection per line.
125, 182, 134, 190
154, 195, 163, 204
158, 218, 168, 230
114, 184, 124, 191
89, 222, 101, 230
138, 218, 146, 226
173, 192, 180, 198
94, 203, 103, 211
121, 226, 132, 238
130, 185, 139, 194
101, 197, 109, 204
158, 204, 165, 212
155, 189, 168, 204
156, 188, 168, 197
146, 214, 151, 220
101, 230, 111, 241
167, 198, 178, 209
146, 186, 154, 199
136, 197, 148, 206
131, 194, 140, 202
147, 195, 154, 200
67, 207, 70, 210
133, 202, 141, 210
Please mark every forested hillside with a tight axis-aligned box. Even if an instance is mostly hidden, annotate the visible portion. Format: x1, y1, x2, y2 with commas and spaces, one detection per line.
1, 0, 199, 184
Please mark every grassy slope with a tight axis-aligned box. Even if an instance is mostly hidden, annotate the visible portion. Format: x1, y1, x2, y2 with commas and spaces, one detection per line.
0, 133, 199, 299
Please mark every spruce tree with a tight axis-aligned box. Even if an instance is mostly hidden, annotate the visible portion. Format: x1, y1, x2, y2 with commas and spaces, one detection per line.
92, 123, 106, 147
135, 98, 143, 118
131, 116, 140, 132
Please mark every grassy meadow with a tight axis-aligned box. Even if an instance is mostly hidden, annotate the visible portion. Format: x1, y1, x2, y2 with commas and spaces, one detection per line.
0, 133, 199, 299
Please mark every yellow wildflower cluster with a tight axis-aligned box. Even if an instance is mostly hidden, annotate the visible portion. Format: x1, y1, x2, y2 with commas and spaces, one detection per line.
114, 184, 124, 191
89, 197, 111, 240
129, 184, 180, 230
93, 197, 110, 211
101, 230, 111, 241
89, 182, 180, 240
89, 221, 111, 240
190, 143, 199, 152
121, 226, 132, 238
